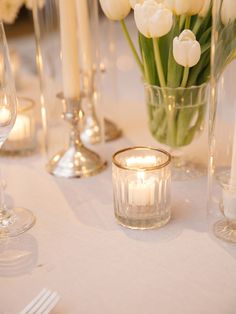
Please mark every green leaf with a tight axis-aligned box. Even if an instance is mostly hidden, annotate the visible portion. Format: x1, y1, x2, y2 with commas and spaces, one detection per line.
167, 19, 183, 87
139, 33, 158, 85
188, 51, 210, 86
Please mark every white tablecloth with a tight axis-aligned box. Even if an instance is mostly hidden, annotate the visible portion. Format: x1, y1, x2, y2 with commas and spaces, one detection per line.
1, 23, 236, 314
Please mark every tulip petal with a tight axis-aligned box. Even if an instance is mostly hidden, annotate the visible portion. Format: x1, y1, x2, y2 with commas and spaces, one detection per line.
134, 0, 173, 38
149, 8, 173, 37
221, 0, 236, 26
100, 0, 131, 21
188, 41, 201, 67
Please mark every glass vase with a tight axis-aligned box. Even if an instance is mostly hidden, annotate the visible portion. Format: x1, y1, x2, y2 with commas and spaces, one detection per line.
208, 0, 236, 243
145, 83, 208, 180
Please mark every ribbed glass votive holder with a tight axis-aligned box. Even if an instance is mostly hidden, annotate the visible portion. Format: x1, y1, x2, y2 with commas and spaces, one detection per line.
1, 97, 37, 155
112, 147, 171, 230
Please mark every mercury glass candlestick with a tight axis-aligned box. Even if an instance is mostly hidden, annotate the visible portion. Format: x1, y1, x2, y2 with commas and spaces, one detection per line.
81, 70, 122, 144
112, 147, 171, 229
47, 95, 106, 178
1, 97, 37, 155
78, 0, 122, 144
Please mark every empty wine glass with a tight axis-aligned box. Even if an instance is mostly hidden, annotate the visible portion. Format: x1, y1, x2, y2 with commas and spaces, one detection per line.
0, 21, 35, 238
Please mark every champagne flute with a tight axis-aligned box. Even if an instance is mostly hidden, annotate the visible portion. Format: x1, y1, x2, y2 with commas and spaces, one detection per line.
0, 21, 35, 238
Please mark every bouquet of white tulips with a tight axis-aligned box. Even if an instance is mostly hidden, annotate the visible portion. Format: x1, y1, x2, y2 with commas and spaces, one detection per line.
100, 0, 213, 148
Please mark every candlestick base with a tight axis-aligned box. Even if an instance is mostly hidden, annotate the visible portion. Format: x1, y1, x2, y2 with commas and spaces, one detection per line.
47, 144, 107, 178
81, 117, 122, 144
104, 119, 122, 142
47, 94, 107, 178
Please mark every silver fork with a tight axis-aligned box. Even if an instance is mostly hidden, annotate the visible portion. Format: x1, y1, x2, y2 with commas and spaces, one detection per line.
20, 288, 60, 314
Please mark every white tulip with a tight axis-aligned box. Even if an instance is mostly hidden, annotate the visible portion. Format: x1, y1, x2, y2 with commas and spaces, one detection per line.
173, 30, 201, 67
129, 0, 162, 9
129, 0, 144, 9
199, 0, 211, 18
134, 0, 173, 38
221, 0, 236, 26
186, 0, 205, 15
164, 0, 204, 16
163, 0, 188, 15
99, 0, 131, 21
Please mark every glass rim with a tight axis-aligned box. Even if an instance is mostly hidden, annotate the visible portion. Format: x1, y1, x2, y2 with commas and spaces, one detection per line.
144, 81, 208, 91
17, 96, 35, 112
112, 146, 171, 171
0, 95, 35, 112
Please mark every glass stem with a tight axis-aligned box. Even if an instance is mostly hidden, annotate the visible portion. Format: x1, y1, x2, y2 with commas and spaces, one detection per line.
0, 165, 7, 219
120, 20, 144, 75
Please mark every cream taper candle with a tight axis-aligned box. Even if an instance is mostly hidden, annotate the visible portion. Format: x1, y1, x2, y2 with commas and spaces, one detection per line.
59, 0, 80, 99
76, 0, 93, 73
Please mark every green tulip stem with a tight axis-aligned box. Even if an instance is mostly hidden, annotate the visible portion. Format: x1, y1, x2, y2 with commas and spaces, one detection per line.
120, 19, 144, 74
181, 66, 189, 87
153, 38, 166, 87
185, 15, 191, 29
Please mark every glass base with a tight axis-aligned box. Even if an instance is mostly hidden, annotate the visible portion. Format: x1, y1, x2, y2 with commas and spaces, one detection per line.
171, 153, 206, 181
0, 207, 36, 238
214, 219, 236, 244
115, 213, 171, 230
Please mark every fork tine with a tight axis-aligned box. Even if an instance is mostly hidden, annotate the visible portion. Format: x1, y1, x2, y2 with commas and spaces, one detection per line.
20, 289, 49, 314
43, 294, 60, 314
27, 289, 52, 314
36, 292, 60, 314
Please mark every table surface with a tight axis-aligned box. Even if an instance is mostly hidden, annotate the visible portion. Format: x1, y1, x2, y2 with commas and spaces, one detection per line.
1, 21, 236, 314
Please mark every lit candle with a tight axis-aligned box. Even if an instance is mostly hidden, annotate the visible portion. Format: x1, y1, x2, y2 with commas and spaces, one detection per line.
125, 156, 157, 207
59, 0, 80, 99
8, 114, 31, 142
76, 0, 93, 73
128, 171, 155, 207
126, 156, 157, 168
0, 107, 11, 125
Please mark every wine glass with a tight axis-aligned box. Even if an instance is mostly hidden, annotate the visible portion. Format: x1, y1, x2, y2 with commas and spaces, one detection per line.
0, 21, 35, 238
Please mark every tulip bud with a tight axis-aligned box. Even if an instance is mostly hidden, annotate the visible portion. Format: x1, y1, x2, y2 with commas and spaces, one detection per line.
173, 30, 201, 67
164, 0, 204, 16
99, 0, 131, 21
221, 0, 236, 26
199, 0, 211, 18
134, 0, 173, 38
